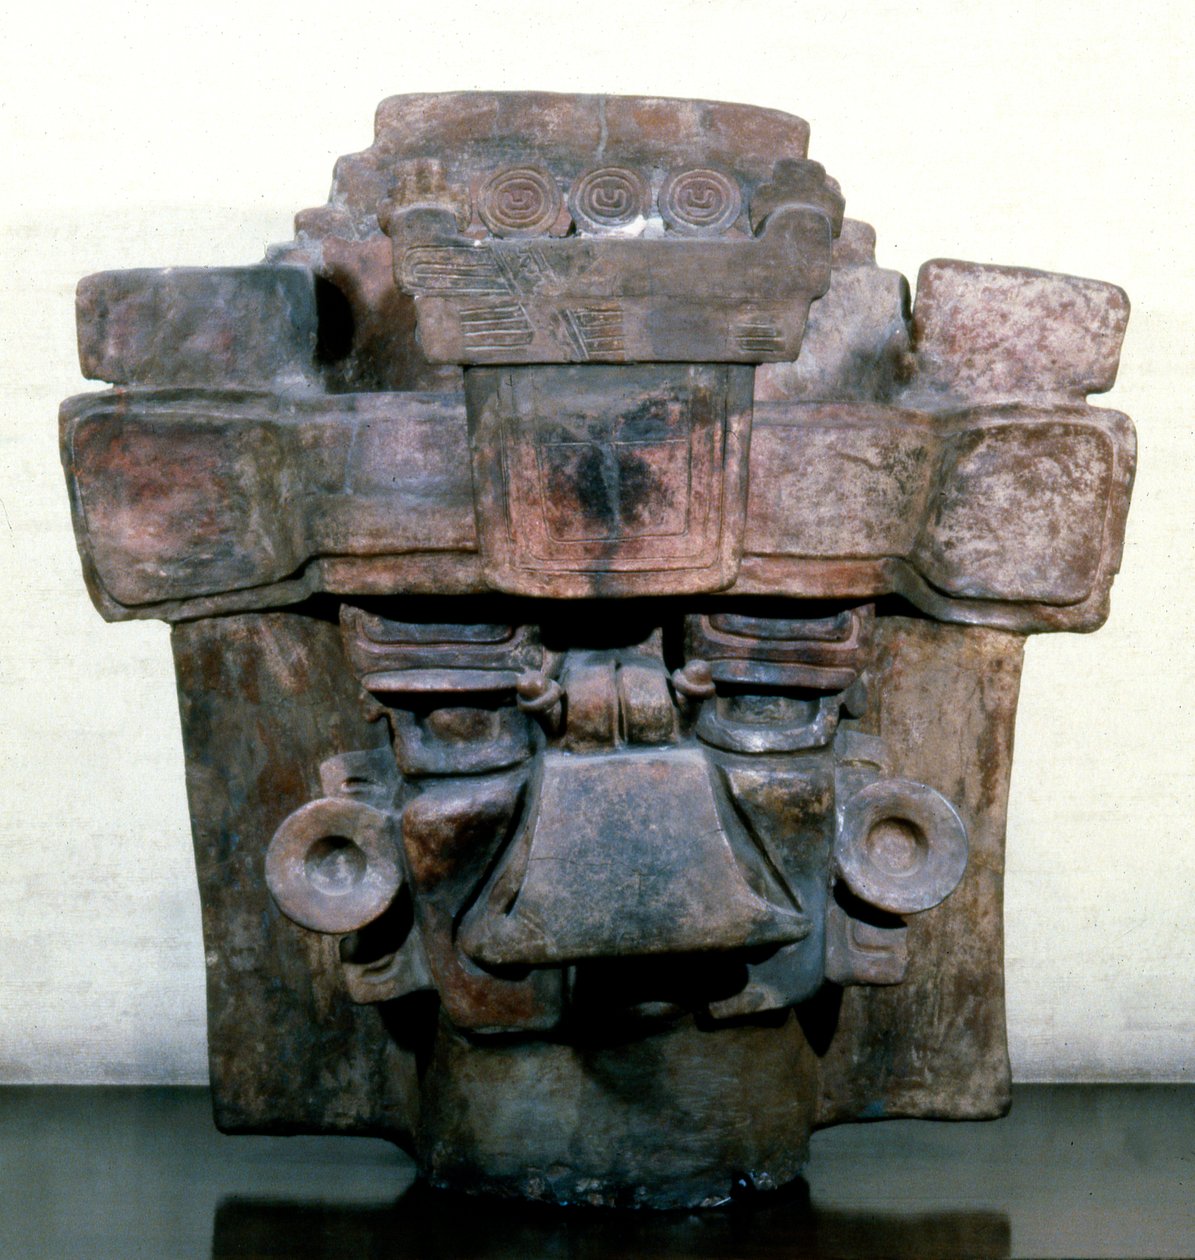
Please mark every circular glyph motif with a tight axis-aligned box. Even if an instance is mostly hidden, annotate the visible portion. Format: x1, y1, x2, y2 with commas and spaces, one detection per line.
265, 797, 401, 934
477, 165, 563, 237
659, 168, 742, 235
837, 779, 968, 915
569, 165, 650, 232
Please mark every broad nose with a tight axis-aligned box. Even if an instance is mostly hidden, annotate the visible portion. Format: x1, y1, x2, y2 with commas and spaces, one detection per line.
459, 747, 809, 967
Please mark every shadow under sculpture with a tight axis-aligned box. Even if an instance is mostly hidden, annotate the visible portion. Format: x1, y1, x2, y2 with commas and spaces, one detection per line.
60, 93, 1135, 1209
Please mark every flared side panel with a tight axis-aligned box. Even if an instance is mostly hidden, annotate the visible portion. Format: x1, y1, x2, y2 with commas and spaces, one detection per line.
815, 617, 1024, 1123
171, 609, 417, 1139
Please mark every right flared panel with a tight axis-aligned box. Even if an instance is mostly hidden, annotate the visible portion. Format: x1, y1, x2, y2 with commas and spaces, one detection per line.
815, 616, 1025, 1123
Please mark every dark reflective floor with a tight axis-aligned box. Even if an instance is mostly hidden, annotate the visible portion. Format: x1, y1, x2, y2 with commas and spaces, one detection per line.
0, 1086, 1190, 1259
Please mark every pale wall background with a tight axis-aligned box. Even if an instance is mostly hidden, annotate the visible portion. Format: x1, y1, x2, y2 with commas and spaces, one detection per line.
1, 0, 1191, 1084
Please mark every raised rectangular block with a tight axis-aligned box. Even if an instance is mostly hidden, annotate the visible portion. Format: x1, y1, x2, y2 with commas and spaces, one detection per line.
60, 390, 474, 615
61, 389, 1133, 630
76, 265, 319, 388
911, 259, 1130, 404
390, 207, 831, 364
464, 364, 755, 597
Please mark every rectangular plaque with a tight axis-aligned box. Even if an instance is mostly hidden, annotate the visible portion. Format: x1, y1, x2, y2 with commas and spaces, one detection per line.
464, 363, 754, 597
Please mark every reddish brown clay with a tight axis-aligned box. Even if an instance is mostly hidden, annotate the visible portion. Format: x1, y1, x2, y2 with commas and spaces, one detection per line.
60, 93, 1134, 1209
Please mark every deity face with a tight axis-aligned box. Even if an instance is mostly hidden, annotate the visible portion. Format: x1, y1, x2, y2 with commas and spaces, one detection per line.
58, 86, 1133, 1210
265, 599, 967, 1041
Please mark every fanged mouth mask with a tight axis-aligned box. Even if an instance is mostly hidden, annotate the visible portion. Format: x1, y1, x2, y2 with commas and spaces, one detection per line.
266, 602, 967, 1036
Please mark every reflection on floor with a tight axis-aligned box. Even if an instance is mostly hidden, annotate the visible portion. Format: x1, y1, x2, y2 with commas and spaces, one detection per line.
0, 1086, 1189, 1259
214, 1189, 1010, 1259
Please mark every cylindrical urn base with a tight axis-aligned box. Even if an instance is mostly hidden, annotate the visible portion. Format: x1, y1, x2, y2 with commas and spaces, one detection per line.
415, 1010, 818, 1209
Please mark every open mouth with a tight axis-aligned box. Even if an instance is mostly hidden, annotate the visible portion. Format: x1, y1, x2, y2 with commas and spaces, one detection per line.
559, 949, 783, 1037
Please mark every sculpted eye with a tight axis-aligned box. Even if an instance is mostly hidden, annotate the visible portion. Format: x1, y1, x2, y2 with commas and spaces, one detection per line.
340, 607, 548, 776
683, 605, 871, 753
342, 607, 543, 684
